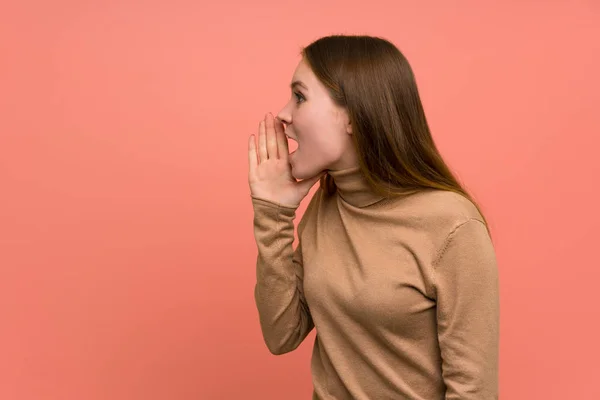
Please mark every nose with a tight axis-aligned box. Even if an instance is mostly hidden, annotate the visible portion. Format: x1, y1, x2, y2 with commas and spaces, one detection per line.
277, 105, 292, 126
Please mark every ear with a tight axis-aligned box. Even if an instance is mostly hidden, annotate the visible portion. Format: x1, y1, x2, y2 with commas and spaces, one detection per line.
341, 109, 352, 135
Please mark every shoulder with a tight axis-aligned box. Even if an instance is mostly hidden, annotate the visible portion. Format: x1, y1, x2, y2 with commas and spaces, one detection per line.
415, 189, 483, 224
412, 190, 493, 262
382, 189, 489, 249
388, 189, 483, 225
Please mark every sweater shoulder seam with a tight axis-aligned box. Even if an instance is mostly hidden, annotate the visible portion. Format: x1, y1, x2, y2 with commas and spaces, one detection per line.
431, 217, 486, 270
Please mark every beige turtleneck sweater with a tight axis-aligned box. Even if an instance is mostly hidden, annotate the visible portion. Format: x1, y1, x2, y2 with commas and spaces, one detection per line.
251, 166, 499, 400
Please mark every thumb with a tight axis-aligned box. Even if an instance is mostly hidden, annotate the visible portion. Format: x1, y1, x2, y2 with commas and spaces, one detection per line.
298, 172, 325, 194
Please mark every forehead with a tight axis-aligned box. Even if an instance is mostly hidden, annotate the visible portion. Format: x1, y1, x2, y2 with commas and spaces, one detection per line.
291, 59, 316, 86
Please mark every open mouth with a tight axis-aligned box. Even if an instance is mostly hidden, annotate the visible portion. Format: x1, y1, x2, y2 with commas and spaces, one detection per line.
285, 133, 298, 158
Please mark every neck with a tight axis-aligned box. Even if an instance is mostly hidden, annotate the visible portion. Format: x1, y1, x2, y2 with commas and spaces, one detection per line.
326, 165, 386, 208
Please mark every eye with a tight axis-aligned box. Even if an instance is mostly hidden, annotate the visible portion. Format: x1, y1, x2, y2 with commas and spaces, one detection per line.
293, 91, 305, 104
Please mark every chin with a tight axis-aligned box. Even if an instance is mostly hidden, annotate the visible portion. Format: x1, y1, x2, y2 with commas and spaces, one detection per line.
292, 164, 325, 181
290, 152, 331, 180
290, 167, 307, 180
291, 162, 312, 180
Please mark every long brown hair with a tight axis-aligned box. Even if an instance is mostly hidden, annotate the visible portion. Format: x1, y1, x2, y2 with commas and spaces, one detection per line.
302, 35, 489, 231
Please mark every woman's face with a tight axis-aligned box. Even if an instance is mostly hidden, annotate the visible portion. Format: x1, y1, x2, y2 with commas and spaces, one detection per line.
277, 59, 357, 180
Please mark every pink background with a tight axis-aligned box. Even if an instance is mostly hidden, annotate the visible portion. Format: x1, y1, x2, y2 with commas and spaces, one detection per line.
1, 1, 599, 399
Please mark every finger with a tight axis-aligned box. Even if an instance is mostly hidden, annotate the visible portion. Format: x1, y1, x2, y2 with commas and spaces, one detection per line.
258, 120, 267, 163
274, 117, 289, 160
266, 113, 278, 160
248, 134, 258, 175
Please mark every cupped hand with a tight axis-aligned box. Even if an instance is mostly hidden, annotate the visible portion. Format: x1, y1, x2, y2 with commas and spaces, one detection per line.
248, 113, 323, 207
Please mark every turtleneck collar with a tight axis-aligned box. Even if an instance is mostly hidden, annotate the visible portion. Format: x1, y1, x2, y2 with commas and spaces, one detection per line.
326, 166, 386, 208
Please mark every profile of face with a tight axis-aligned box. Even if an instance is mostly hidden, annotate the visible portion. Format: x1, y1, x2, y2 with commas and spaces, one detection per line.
276, 59, 357, 180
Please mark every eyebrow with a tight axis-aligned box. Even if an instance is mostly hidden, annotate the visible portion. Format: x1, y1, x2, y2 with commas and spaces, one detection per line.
290, 80, 308, 90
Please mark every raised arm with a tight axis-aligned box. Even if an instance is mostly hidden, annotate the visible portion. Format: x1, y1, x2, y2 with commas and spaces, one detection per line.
252, 195, 315, 354
248, 112, 323, 354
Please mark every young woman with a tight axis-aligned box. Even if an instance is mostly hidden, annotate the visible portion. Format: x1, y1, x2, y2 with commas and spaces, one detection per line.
247, 35, 499, 400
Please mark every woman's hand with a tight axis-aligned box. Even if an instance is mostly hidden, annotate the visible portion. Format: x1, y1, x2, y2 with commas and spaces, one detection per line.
248, 113, 323, 207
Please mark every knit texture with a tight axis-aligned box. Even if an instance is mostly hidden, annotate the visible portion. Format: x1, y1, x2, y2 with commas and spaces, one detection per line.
252, 166, 499, 400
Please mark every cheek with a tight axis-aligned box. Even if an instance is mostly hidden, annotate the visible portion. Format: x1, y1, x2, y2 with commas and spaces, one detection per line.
298, 131, 348, 165
293, 103, 348, 159
295, 106, 332, 143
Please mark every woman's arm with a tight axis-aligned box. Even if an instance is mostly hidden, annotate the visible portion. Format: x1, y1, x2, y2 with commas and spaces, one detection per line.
251, 195, 315, 355
433, 218, 500, 399
247, 113, 323, 355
